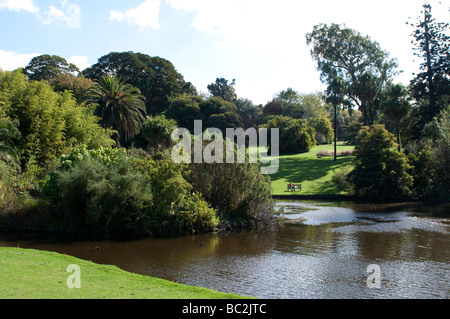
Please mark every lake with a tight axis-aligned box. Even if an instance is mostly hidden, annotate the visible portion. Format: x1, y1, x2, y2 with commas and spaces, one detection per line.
1, 200, 449, 299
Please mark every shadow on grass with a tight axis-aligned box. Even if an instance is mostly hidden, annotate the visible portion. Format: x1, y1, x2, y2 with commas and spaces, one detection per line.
270, 156, 354, 195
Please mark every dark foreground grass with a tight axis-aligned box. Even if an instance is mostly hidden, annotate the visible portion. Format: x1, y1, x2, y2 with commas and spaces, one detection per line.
270, 143, 355, 195
0, 247, 250, 299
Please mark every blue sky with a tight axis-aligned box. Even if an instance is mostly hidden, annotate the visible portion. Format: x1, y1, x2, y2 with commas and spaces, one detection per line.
1, 0, 449, 105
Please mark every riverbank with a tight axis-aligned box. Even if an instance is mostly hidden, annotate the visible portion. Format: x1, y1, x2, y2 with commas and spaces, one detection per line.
0, 247, 249, 299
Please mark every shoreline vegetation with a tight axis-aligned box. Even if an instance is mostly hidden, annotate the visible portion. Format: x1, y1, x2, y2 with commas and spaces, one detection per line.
0, 247, 250, 299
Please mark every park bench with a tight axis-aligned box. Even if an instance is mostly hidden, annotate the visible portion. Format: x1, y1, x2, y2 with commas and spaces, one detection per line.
287, 183, 302, 192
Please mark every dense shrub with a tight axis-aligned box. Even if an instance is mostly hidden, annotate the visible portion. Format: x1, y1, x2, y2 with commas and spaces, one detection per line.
189, 141, 275, 229
260, 115, 316, 154
348, 125, 413, 201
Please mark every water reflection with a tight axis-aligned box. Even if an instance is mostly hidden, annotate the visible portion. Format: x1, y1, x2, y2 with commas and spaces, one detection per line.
0, 200, 449, 299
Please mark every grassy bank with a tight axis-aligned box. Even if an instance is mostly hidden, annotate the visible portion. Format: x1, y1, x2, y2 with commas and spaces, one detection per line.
0, 247, 249, 299
270, 142, 355, 195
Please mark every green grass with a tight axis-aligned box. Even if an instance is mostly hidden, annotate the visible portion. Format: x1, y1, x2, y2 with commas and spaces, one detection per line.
0, 247, 250, 299
269, 142, 355, 195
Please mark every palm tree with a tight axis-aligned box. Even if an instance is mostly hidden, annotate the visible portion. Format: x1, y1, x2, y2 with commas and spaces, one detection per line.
86, 75, 146, 145
381, 84, 412, 152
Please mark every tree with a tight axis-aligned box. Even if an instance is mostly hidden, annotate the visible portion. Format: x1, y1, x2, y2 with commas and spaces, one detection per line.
200, 97, 243, 131
348, 125, 413, 201
85, 75, 146, 145
260, 116, 316, 154
140, 115, 177, 155
49, 73, 94, 104
235, 98, 263, 129
83, 52, 186, 115
24, 54, 80, 82
325, 77, 348, 160
408, 4, 450, 126
207, 78, 237, 102
0, 127, 19, 163
306, 23, 398, 126
0, 70, 114, 169
381, 83, 412, 151
165, 95, 204, 132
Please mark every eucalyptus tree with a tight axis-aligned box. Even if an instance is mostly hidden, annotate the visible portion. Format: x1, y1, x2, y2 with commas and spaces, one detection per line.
86, 75, 146, 145
306, 23, 398, 126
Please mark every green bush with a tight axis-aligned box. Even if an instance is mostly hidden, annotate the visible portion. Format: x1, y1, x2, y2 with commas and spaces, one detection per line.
171, 192, 219, 235
260, 115, 316, 154
348, 125, 413, 201
45, 155, 154, 238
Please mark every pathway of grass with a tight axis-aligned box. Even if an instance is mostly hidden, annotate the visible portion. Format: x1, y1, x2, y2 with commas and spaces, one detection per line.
0, 247, 249, 299
269, 142, 355, 195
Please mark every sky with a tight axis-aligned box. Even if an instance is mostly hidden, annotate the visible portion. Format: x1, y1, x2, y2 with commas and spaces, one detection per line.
1, 0, 449, 105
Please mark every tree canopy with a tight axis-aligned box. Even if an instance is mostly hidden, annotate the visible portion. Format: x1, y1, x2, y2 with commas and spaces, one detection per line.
83, 52, 186, 115
24, 54, 80, 82
306, 23, 398, 126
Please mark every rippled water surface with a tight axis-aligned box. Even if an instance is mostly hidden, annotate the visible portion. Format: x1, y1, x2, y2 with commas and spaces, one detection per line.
1, 201, 449, 299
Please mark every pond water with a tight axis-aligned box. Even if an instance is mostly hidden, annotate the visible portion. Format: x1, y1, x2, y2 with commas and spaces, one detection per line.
1, 200, 449, 299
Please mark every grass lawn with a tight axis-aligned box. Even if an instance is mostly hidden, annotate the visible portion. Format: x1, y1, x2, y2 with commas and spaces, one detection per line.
0, 247, 250, 299
269, 142, 355, 195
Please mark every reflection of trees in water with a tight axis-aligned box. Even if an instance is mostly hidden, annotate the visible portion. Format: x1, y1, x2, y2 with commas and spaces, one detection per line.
354, 229, 450, 263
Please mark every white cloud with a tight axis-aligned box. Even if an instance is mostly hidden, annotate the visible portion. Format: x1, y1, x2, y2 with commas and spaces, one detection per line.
41, 0, 81, 29
0, 50, 40, 71
110, 0, 161, 30
67, 56, 91, 71
167, 0, 450, 103
0, 0, 38, 13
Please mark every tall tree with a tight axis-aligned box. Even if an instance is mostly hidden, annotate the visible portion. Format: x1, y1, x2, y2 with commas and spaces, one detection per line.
306, 23, 398, 126
207, 78, 237, 103
381, 83, 412, 151
85, 75, 146, 145
24, 54, 80, 82
83, 52, 185, 115
325, 77, 347, 160
409, 3, 450, 123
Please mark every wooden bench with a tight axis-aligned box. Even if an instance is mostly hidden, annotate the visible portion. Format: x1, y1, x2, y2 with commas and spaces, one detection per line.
287, 183, 302, 192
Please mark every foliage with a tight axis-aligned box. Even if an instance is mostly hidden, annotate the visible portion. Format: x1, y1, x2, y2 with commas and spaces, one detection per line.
207, 78, 237, 102
200, 97, 243, 132
380, 83, 412, 150
23, 54, 80, 82
0, 70, 115, 169
43, 155, 154, 238
407, 106, 450, 200
348, 125, 413, 201
408, 4, 450, 124
140, 115, 177, 155
308, 117, 334, 144
235, 98, 264, 129
260, 115, 316, 154
306, 23, 398, 125
278, 90, 330, 121
83, 52, 186, 115
49, 73, 94, 104
190, 157, 274, 228
331, 165, 354, 194
170, 192, 219, 235
85, 74, 146, 145
165, 95, 204, 132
